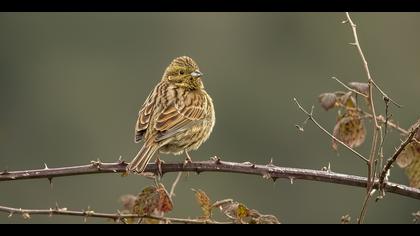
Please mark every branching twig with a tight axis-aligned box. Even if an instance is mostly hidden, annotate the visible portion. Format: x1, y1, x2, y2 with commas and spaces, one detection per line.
336, 105, 409, 135
332, 76, 368, 98
344, 12, 384, 224
344, 13, 401, 109
1, 160, 419, 199
0, 205, 228, 224
294, 98, 369, 163
379, 123, 420, 191
169, 172, 183, 199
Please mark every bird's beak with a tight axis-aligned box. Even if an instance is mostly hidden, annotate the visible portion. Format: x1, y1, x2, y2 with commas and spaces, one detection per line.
191, 70, 204, 78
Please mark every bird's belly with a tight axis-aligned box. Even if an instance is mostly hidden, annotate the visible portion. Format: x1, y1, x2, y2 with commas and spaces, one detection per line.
159, 122, 212, 155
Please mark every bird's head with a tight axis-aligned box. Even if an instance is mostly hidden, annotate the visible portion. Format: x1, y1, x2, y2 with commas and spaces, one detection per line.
162, 56, 204, 90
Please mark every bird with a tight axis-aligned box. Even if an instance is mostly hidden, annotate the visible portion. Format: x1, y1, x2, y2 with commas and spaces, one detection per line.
127, 56, 215, 173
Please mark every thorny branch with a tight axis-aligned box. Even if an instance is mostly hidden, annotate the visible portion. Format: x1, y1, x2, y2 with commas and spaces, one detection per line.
1, 160, 419, 200
344, 12, 383, 224
343, 13, 401, 109
379, 123, 420, 193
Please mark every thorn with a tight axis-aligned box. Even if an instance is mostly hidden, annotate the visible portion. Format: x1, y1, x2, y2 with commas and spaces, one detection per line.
310, 105, 315, 115
369, 189, 377, 196
266, 158, 275, 167
321, 162, 332, 172
289, 177, 295, 185
272, 177, 278, 183
375, 195, 383, 202
8, 212, 13, 218
48, 177, 53, 188
91, 159, 102, 170
349, 42, 357, 46
210, 156, 221, 164
295, 124, 304, 132
262, 172, 272, 180
22, 212, 31, 220
43, 163, 49, 170
341, 19, 348, 24
251, 164, 256, 168
117, 156, 125, 164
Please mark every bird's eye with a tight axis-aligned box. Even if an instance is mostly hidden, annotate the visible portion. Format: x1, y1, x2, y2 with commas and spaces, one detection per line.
179, 70, 185, 75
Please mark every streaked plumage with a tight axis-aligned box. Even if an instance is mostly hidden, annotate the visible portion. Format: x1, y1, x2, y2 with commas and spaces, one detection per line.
127, 56, 215, 173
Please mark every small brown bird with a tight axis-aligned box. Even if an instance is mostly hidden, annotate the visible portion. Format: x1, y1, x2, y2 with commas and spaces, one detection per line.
127, 56, 215, 173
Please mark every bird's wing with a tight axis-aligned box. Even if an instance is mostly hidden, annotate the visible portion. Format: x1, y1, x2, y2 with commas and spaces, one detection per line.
134, 86, 159, 143
154, 91, 207, 142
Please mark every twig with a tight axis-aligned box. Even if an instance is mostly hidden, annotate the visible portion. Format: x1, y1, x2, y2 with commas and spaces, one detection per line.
379, 124, 420, 191
345, 12, 384, 224
294, 98, 369, 163
332, 77, 368, 98
336, 104, 408, 135
0, 160, 419, 199
169, 172, 183, 199
344, 13, 401, 108
0, 205, 228, 224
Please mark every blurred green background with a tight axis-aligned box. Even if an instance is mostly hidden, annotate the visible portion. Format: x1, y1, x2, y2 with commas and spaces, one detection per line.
0, 12, 419, 224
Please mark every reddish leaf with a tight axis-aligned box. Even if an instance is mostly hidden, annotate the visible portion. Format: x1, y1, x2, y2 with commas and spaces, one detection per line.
133, 184, 173, 216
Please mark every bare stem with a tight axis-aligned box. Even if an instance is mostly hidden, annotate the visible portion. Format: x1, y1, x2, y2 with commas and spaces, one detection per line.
379, 124, 420, 190
169, 172, 183, 199
0, 205, 228, 224
344, 13, 401, 108
0, 160, 419, 199
332, 76, 368, 98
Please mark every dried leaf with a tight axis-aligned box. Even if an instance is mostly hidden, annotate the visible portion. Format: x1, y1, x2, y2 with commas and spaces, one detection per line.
332, 113, 366, 151
318, 93, 337, 111
396, 143, 418, 168
236, 203, 250, 219
348, 82, 369, 96
412, 211, 420, 224
133, 184, 173, 216
405, 152, 420, 188
220, 201, 240, 220
119, 194, 137, 211
192, 189, 212, 219
219, 201, 250, 222
251, 214, 281, 224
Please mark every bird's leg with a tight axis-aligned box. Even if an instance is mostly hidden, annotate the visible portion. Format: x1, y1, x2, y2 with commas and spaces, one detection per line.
184, 151, 193, 166
155, 156, 165, 179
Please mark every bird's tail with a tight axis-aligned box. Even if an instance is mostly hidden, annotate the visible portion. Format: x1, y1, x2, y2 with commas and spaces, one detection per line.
127, 140, 159, 173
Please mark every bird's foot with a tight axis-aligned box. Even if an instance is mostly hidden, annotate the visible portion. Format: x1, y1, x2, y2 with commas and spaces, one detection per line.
155, 157, 165, 178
